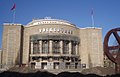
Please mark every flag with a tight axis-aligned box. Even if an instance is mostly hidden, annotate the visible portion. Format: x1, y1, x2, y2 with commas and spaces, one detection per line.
11, 3, 16, 10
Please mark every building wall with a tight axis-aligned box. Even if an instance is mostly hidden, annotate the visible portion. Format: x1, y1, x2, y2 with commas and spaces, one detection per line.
2, 24, 23, 68
22, 24, 79, 64
1, 19, 104, 69
79, 28, 103, 68
79, 28, 89, 68
22, 23, 103, 68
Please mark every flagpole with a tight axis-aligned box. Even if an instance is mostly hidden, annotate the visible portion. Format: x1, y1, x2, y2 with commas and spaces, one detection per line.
12, 9, 16, 23
91, 13, 95, 28
11, 3, 16, 23
91, 8, 95, 28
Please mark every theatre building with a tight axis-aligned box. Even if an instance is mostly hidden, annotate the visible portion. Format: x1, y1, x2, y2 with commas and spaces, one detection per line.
1, 18, 104, 69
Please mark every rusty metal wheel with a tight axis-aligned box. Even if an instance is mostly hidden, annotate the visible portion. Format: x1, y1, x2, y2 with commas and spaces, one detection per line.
104, 28, 120, 73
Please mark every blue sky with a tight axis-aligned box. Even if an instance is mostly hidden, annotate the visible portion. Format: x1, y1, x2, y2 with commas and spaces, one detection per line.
0, 0, 120, 48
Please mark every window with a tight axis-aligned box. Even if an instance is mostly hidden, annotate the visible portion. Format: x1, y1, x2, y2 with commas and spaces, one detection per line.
53, 40, 60, 54
42, 40, 49, 54
63, 41, 69, 54
71, 42, 76, 55
33, 41, 39, 54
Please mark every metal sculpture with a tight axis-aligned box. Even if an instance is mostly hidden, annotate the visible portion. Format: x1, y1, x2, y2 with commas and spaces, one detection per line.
104, 28, 120, 73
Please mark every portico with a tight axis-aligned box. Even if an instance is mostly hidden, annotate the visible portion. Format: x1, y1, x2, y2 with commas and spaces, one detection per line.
29, 34, 80, 69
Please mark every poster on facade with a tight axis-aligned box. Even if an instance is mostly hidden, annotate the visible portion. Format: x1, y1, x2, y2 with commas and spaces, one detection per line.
70, 62, 75, 69
59, 62, 65, 69
35, 62, 41, 69
47, 62, 53, 69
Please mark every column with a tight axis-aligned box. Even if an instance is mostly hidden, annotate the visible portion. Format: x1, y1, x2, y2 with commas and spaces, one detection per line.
75, 44, 78, 55
49, 40, 52, 54
76, 44, 79, 55
31, 41, 33, 54
39, 40, 42, 54
69, 41, 72, 55
60, 40, 63, 54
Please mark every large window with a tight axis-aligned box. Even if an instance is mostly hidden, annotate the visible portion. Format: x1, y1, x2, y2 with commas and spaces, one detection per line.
53, 40, 60, 54
42, 40, 49, 54
63, 41, 69, 54
33, 41, 39, 54
71, 42, 76, 55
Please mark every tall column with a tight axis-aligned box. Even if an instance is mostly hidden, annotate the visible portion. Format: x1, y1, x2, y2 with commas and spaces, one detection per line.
31, 41, 33, 54
60, 40, 63, 54
69, 41, 72, 55
39, 40, 42, 54
75, 44, 78, 55
49, 40, 52, 54
77, 44, 79, 55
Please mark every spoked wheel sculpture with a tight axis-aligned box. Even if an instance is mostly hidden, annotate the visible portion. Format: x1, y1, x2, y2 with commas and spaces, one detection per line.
104, 28, 120, 73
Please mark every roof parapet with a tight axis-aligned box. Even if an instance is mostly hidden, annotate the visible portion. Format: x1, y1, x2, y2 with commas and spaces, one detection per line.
27, 18, 76, 27
3, 23, 22, 26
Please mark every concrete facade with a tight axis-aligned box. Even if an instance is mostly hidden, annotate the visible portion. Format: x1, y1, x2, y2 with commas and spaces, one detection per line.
1, 24, 23, 68
1, 18, 104, 69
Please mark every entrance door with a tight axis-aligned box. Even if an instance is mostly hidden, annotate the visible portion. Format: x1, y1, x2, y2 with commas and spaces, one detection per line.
41, 63, 47, 69
54, 62, 59, 69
